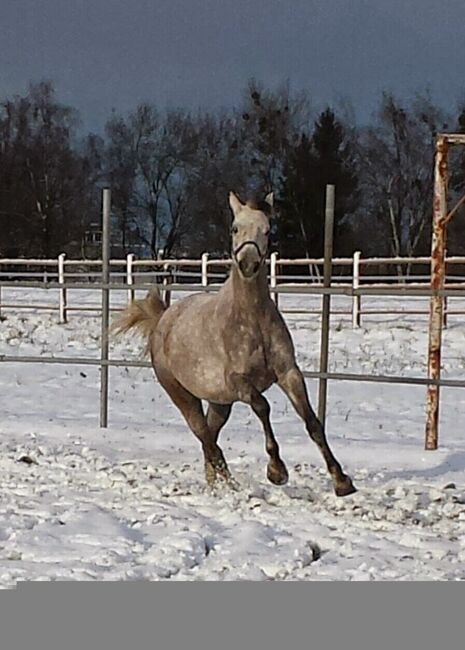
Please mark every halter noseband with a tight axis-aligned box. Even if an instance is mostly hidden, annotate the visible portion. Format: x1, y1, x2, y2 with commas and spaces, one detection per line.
233, 240, 266, 266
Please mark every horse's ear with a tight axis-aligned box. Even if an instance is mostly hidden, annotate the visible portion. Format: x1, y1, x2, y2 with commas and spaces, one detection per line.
229, 191, 243, 216
264, 192, 274, 208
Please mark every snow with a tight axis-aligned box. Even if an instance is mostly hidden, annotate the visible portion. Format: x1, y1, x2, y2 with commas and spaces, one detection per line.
1, 287, 465, 584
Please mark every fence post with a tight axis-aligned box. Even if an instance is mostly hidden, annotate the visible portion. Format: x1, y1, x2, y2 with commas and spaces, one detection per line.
100, 187, 111, 429
270, 251, 279, 307
352, 251, 361, 328
163, 262, 172, 307
425, 136, 448, 450
58, 253, 67, 324
317, 184, 335, 427
201, 252, 209, 287
443, 250, 448, 328
126, 253, 135, 304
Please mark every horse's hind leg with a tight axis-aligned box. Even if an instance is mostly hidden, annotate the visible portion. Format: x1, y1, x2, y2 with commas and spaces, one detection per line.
230, 374, 288, 485
278, 366, 356, 496
155, 367, 231, 485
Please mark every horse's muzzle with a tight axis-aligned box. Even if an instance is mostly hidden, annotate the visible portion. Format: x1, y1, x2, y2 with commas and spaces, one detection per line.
234, 241, 262, 278
238, 257, 260, 278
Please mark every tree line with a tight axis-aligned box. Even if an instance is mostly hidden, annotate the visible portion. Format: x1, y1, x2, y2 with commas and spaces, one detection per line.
1, 80, 464, 267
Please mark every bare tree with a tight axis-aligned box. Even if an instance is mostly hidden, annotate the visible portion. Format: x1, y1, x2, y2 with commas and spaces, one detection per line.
0, 81, 102, 257
105, 105, 201, 258
358, 92, 448, 276
105, 114, 137, 254
239, 79, 311, 195
177, 112, 251, 256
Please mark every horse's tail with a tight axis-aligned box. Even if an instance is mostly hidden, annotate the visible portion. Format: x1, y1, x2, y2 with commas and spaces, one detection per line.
111, 287, 166, 355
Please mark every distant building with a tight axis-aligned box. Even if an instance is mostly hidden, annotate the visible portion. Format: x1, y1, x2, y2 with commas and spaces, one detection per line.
82, 220, 151, 259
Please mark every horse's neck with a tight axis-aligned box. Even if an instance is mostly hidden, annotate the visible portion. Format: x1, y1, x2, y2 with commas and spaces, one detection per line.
228, 265, 270, 312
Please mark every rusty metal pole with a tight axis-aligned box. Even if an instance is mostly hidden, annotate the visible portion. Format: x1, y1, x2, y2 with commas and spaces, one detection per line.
318, 185, 335, 427
425, 136, 448, 450
443, 249, 448, 329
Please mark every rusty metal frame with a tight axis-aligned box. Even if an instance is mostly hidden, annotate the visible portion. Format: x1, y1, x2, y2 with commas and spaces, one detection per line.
425, 133, 465, 450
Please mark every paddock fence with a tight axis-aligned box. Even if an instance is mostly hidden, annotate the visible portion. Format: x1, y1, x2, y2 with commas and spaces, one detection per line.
2, 278, 465, 417
1, 184, 465, 449
2, 252, 465, 326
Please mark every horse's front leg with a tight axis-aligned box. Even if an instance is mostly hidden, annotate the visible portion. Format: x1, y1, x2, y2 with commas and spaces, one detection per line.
230, 373, 289, 485
278, 366, 356, 496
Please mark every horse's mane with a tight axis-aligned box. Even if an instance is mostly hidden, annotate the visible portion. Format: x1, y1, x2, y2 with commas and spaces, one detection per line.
245, 196, 273, 215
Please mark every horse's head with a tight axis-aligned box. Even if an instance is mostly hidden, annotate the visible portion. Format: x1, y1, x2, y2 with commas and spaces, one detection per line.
228, 191, 273, 279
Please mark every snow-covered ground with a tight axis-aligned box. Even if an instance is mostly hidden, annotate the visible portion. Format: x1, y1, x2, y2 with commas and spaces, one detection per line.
1, 287, 465, 584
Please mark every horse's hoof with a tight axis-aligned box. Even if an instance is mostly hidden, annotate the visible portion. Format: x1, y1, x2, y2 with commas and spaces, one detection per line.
226, 477, 240, 492
335, 478, 357, 497
205, 465, 217, 487
267, 462, 289, 486
208, 476, 240, 495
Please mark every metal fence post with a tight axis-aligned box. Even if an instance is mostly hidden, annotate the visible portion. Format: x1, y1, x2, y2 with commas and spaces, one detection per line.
127, 253, 135, 304
352, 251, 361, 328
58, 253, 67, 323
317, 184, 335, 427
100, 188, 111, 428
425, 136, 448, 450
201, 252, 209, 287
270, 251, 279, 307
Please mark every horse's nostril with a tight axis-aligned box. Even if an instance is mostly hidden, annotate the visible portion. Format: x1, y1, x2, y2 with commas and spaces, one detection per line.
238, 258, 260, 277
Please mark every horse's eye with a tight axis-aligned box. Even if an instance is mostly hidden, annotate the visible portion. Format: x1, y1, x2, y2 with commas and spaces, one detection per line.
231, 225, 238, 235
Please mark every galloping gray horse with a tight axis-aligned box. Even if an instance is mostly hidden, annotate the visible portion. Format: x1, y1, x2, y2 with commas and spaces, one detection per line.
114, 192, 356, 496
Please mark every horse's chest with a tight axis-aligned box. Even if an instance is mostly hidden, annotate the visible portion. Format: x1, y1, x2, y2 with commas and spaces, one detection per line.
229, 328, 271, 377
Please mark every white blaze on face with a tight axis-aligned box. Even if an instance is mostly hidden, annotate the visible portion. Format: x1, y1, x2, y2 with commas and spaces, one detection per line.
229, 192, 271, 278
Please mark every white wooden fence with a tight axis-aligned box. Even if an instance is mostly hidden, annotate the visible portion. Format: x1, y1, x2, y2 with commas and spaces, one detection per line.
1, 252, 465, 326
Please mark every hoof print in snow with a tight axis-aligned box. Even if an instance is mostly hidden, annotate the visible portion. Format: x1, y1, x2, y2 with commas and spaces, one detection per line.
17, 455, 38, 465
308, 542, 322, 562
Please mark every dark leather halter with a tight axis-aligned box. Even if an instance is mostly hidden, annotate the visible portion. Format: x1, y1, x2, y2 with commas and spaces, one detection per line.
233, 240, 266, 266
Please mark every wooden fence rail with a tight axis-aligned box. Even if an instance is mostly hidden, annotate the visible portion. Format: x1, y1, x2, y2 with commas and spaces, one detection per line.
2, 253, 465, 325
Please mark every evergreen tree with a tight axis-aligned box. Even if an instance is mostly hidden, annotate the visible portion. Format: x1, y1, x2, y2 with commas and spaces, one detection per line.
452, 105, 465, 194
279, 108, 358, 259
448, 104, 465, 255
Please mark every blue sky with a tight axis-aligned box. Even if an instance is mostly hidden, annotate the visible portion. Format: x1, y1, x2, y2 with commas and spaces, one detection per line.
2, 0, 465, 130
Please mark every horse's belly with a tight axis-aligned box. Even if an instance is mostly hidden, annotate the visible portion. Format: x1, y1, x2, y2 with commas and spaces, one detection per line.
166, 357, 234, 403
153, 321, 275, 403
164, 355, 274, 404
